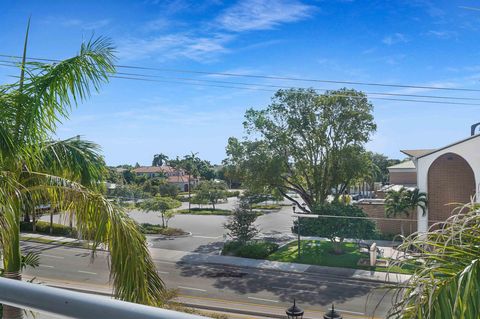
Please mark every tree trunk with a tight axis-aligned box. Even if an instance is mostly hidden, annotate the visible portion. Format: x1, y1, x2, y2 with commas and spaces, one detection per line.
161, 213, 165, 228
212, 202, 215, 210
188, 174, 191, 213
332, 239, 344, 254
32, 210, 36, 233
50, 211, 53, 235
400, 221, 405, 237
2, 271, 23, 319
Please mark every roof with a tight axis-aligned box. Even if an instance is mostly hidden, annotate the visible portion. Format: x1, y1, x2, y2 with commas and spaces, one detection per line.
416, 133, 480, 159
400, 149, 436, 158
387, 160, 416, 170
132, 165, 180, 174
167, 175, 189, 183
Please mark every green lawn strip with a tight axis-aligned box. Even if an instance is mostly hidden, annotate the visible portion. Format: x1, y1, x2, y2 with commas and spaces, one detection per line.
139, 223, 189, 236
267, 240, 414, 274
175, 208, 232, 215
20, 235, 91, 249
251, 204, 281, 210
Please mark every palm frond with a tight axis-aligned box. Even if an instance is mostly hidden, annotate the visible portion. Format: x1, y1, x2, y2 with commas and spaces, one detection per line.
19, 171, 167, 305
386, 201, 480, 318
30, 137, 106, 187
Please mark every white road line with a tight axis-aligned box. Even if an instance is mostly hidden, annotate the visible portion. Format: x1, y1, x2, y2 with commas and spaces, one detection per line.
192, 235, 221, 239
154, 260, 176, 265
336, 309, 365, 315
39, 264, 54, 268
78, 270, 97, 275
40, 254, 64, 259
247, 297, 279, 303
272, 286, 319, 294
178, 286, 207, 292
157, 271, 170, 274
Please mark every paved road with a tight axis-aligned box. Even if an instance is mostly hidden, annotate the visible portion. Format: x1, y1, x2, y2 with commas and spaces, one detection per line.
20, 241, 393, 318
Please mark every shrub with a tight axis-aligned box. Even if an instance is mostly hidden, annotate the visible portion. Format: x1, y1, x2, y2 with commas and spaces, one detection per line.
224, 205, 259, 243
222, 241, 279, 259
139, 223, 187, 236
226, 190, 240, 197
293, 203, 378, 253
20, 221, 77, 237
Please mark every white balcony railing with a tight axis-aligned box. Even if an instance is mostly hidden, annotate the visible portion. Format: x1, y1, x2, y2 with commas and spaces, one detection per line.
0, 277, 207, 319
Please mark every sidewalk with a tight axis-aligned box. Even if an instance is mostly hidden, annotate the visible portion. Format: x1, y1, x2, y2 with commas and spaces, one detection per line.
21, 232, 411, 284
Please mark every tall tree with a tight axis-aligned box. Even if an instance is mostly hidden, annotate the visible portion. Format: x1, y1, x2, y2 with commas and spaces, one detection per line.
152, 153, 169, 167
0, 28, 165, 318
227, 88, 376, 212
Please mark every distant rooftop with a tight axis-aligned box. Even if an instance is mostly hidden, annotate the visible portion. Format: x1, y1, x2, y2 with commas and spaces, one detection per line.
132, 166, 179, 174
388, 160, 416, 170
400, 149, 436, 158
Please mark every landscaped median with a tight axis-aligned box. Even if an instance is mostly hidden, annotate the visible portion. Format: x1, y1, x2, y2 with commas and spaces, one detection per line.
267, 240, 415, 274
175, 208, 232, 215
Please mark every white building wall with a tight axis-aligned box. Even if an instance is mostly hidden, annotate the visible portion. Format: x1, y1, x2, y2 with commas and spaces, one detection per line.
415, 135, 480, 233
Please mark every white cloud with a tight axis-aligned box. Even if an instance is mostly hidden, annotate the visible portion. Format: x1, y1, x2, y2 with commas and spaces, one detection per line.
425, 30, 457, 39
216, 0, 314, 32
382, 33, 408, 45
44, 17, 111, 30
117, 33, 232, 62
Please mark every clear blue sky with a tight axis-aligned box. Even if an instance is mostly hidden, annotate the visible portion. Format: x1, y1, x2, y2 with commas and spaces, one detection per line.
1, 0, 479, 166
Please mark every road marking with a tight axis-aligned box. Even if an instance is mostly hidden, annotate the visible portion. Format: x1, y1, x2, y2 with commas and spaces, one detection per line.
192, 235, 221, 239
336, 309, 365, 315
78, 270, 97, 275
39, 264, 54, 268
272, 286, 320, 294
154, 260, 176, 265
247, 297, 279, 303
40, 254, 64, 259
157, 271, 170, 274
178, 286, 207, 292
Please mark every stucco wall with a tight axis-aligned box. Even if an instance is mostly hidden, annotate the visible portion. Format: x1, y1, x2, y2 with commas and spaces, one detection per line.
416, 135, 480, 232
389, 171, 417, 185
356, 203, 417, 236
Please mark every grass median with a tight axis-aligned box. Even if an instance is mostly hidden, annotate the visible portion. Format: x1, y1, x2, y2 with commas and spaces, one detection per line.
267, 240, 414, 274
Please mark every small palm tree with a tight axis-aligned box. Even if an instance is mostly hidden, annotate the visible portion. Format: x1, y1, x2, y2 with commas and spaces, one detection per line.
387, 200, 480, 318
385, 188, 411, 236
0, 23, 165, 318
385, 187, 427, 236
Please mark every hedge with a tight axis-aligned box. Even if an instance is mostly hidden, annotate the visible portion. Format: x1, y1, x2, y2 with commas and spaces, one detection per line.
20, 221, 77, 237
222, 241, 279, 259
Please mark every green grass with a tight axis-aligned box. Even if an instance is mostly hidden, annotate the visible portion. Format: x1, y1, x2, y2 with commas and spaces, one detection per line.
20, 236, 91, 249
176, 208, 232, 215
267, 240, 414, 274
251, 204, 281, 210
139, 223, 188, 236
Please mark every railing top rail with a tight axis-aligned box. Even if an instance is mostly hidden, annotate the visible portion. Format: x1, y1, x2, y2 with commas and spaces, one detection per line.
0, 277, 207, 319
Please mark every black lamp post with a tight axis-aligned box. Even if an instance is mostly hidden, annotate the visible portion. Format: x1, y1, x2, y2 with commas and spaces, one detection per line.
323, 304, 343, 319
286, 299, 304, 319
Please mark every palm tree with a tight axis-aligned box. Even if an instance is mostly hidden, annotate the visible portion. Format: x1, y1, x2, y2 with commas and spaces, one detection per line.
387, 200, 480, 318
0, 23, 165, 318
385, 187, 410, 236
152, 153, 169, 167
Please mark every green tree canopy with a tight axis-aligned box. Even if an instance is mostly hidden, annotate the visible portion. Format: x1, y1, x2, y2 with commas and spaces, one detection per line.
225, 88, 376, 212
139, 196, 181, 228
195, 180, 228, 210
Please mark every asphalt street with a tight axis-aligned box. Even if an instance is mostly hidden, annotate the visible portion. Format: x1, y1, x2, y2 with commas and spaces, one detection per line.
20, 241, 394, 319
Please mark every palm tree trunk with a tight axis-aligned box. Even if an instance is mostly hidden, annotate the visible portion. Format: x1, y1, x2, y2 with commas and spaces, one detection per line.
188, 174, 191, 213
32, 209, 36, 233
3, 214, 23, 319
2, 270, 23, 319
400, 221, 405, 237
